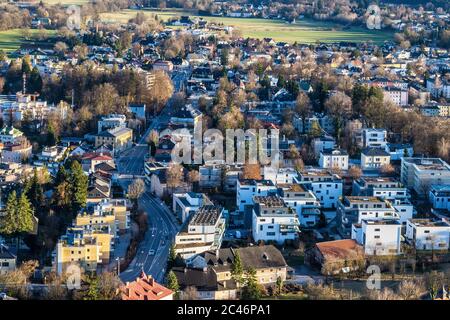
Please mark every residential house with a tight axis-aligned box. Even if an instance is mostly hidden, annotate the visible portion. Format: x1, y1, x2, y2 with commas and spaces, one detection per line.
120, 271, 173, 300
401, 157, 450, 196
94, 127, 133, 155
174, 205, 226, 261
319, 149, 349, 171
337, 196, 398, 237
405, 219, 450, 251
172, 192, 211, 224
305, 239, 364, 275
360, 147, 391, 170
252, 196, 299, 244
352, 219, 402, 256
296, 170, 343, 209
361, 128, 387, 148
0, 244, 16, 274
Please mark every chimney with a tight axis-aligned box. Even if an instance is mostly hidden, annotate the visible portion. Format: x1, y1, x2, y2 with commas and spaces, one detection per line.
149, 276, 154, 286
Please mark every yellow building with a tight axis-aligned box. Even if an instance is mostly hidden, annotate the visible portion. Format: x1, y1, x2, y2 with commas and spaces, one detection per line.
55, 228, 103, 275
76, 199, 131, 234
95, 127, 133, 155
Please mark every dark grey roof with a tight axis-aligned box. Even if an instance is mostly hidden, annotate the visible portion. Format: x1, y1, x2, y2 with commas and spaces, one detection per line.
0, 245, 15, 260
362, 147, 390, 157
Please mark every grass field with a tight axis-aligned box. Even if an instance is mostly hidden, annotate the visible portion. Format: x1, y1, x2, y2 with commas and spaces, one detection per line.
100, 9, 394, 44
0, 29, 56, 53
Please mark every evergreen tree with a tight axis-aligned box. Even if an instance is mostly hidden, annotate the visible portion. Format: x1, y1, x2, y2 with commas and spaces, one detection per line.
168, 244, 177, 270
241, 267, 262, 300
0, 191, 19, 235
70, 160, 88, 212
26, 167, 45, 210
29, 66, 43, 93
167, 270, 179, 297
17, 192, 34, 233
47, 124, 58, 146
231, 251, 244, 285
21, 56, 32, 75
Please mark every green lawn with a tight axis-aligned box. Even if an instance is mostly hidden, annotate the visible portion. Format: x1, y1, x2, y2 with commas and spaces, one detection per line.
100, 9, 393, 44
0, 29, 56, 53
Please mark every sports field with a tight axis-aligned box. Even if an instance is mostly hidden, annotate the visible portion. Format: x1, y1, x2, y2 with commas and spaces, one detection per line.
0, 29, 56, 53
100, 9, 393, 44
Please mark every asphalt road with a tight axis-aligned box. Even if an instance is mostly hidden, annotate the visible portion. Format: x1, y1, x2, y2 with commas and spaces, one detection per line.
117, 69, 188, 283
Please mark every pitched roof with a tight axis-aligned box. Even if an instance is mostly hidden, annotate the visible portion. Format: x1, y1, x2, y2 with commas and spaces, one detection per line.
315, 239, 362, 261
0, 245, 15, 260
121, 272, 173, 300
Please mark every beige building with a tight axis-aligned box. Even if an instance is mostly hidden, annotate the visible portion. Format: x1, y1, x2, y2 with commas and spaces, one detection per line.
55, 227, 112, 275
0, 245, 16, 274
173, 245, 287, 300
95, 127, 133, 155
361, 147, 391, 170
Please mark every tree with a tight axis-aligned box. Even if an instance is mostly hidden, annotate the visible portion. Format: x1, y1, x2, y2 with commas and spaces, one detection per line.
167, 163, 184, 190
0, 191, 34, 256
276, 276, 284, 296
26, 167, 44, 212
167, 270, 179, 297
168, 244, 177, 270
147, 70, 174, 114
127, 178, 145, 202
231, 251, 244, 286
348, 166, 362, 180
97, 272, 121, 300
242, 163, 262, 180
241, 267, 263, 300
0, 190, 19, 235
295, 92, 312, 134
424, 271, 445, 300
309, 121, 322, 138
324, 92, 352, 141
17, 192, 34, 234
397, 280, 424, 300
70, 160, 88, 212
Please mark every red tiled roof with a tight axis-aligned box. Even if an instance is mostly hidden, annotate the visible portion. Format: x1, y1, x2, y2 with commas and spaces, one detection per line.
82, 152, 112, 161
316, 239, 362, 261
121, 272, 173, 301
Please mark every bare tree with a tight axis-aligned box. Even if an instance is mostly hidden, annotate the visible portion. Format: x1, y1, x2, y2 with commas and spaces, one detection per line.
128, 178, 145, 201
348, 166, 362, 180
397, 280, 425, 300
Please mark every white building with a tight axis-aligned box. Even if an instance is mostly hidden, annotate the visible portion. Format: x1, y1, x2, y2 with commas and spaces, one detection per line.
173, 192, 211, 224
296, 169, 343, 209
174, 205, 226, 261
97, 114, 127, 133
405, 219, 450, 251
401, 157, 450, 196
429, 185, 450, 212
263, 166, 298, 184
312, 136, 336, 158
337, 196, 398, 237
362, 128, 387, 148
319, 149, 349, 171
252, 196, 300, 244
0, 93, 53, 123
236, 179, 277, 213
361, 147, 391, 170
278, 183, 321, 227
199, 164, 222, 189
352, 219, 402, 256
384, 143, 414, 161
383, 86, 408, 106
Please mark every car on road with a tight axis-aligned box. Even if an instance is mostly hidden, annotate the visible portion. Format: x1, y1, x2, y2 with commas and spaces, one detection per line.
148, 249, 155, 255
